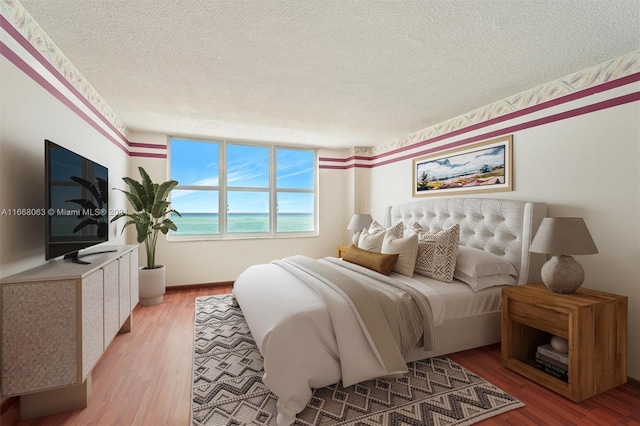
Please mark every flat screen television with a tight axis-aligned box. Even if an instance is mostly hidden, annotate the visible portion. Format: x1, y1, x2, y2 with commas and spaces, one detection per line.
45, 140, 112, 264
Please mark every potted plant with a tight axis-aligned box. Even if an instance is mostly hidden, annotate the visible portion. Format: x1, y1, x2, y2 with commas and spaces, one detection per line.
111, 167, 180, 306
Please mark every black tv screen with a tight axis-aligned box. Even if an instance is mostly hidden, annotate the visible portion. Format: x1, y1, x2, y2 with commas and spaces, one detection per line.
45, 140, 109, 262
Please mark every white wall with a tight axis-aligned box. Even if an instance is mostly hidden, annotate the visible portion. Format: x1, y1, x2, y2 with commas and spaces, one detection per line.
0, 57, 130, 279
127, 131, 350, 285
368, 88, 640, 380
0, 29, 131, 404
3, 1, 638, 385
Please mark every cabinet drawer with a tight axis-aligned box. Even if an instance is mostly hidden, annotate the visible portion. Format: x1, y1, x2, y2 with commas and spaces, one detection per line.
509, 299, 569, 337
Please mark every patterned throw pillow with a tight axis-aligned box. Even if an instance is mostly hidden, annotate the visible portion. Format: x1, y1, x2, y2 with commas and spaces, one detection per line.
368, 220, 387, 235
410, 223, 460, 282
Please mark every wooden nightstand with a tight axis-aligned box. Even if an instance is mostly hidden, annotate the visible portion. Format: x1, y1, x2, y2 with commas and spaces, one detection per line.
337, 245, 351, 258
501, 283, 627, 402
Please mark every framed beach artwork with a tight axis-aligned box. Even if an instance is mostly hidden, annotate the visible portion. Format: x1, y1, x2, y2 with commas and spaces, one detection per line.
412, 135, 513, 197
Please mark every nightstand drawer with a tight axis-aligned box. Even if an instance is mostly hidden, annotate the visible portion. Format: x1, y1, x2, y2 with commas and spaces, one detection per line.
509, 299, 569, 337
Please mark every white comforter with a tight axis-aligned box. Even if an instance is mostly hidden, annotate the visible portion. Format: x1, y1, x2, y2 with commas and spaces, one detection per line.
232, 256, 434, 426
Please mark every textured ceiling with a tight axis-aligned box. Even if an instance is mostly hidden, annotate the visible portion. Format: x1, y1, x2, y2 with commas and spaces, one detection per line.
17, 0, 640, 148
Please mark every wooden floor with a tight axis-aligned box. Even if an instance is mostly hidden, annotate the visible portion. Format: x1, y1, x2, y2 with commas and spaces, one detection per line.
2, 286, 639, 426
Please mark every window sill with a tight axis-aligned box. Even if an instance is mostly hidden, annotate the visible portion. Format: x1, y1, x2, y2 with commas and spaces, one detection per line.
167, 232, 319, 242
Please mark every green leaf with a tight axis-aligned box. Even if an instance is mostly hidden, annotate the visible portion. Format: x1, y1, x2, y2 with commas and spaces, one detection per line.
110, 166, 180, 268
116, 186, 144, 212
138, 167, 152, 186
110, 211, 129, 223
151, 200, 170, 218
155, 180, 179, 202
163, 218, 178, 231
138, 167, 155, 209
122, 176, 145, 196
119, 219, 136, 234
135, 220, 149, 243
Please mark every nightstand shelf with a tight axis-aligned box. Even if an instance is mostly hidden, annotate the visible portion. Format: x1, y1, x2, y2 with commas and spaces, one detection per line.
501, 283, 627, 402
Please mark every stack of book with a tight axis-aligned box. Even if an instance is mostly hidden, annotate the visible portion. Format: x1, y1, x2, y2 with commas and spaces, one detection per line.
535, 343, 569, 382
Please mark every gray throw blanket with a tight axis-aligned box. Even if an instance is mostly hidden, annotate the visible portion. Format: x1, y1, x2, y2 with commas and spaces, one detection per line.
274, 256, 435, 375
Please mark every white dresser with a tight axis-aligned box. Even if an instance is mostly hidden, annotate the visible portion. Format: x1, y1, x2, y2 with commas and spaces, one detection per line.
0, 245, 139, 419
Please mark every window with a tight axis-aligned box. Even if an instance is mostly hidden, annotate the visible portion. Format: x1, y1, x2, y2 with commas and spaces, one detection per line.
169, 138, 316, 238
276, 149, 315, 232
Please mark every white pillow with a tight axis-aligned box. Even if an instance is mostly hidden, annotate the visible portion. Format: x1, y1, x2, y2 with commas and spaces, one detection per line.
410, 223, 460, 283
357, 228, 385, 252
455, 246, 517, 278
454, 270, 517, 292
381, 223, 418, 277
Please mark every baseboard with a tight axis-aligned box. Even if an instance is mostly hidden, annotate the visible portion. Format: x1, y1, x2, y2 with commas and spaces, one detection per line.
1, 396, 17, 415
166, 281, 234, 292
628, 376, 640, 388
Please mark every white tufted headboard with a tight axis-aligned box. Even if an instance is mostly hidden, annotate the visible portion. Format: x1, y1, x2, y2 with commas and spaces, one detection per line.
384, 198, 547, 284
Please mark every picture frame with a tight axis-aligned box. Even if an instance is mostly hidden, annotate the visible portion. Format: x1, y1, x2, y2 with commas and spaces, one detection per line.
413, 135, 513, 197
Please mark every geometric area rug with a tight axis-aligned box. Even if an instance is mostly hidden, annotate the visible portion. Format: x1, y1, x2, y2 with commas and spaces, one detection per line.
192, 294, 524, 425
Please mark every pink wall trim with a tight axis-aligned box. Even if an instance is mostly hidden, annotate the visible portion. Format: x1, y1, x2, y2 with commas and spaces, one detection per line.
3, 14, 637, 166
130, 152, 167, 159
320, 78, 640, 170
1, 40, 129, 155
367, 73, 640, 163
129, 142, 168, 149
1, 15, 129, 148
361, 92, 640, 169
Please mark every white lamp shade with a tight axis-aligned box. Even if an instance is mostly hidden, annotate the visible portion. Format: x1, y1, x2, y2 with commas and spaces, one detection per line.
530, 217, 598, 255
347, 214, 373, 231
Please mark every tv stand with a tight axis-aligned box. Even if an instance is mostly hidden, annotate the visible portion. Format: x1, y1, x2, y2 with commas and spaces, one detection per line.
64, 249, 118, 265
0, 245, 139, 419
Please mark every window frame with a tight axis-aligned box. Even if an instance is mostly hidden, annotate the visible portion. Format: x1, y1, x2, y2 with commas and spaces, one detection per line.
167, 137, 318, 241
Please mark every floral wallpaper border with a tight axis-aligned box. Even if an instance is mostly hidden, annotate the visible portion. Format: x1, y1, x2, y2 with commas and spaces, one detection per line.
351, 50, 639, 159
3, 0, 638, 160
1, 0, 127, 137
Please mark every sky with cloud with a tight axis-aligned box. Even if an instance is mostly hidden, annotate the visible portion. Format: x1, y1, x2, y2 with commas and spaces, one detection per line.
170, 139, 314, 214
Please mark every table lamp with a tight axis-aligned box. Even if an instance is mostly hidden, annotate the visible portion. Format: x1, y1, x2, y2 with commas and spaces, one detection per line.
529, 217, 598, 294
347, 214, 373, 245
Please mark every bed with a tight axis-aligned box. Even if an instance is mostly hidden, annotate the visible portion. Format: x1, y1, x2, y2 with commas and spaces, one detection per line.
233, 197, 547, 425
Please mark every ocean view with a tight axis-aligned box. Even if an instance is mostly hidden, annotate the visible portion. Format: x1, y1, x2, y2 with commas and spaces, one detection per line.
171, 212, 314, 234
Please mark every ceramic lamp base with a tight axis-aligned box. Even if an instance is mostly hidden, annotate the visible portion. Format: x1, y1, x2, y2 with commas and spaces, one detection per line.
541, 255, 584, 294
